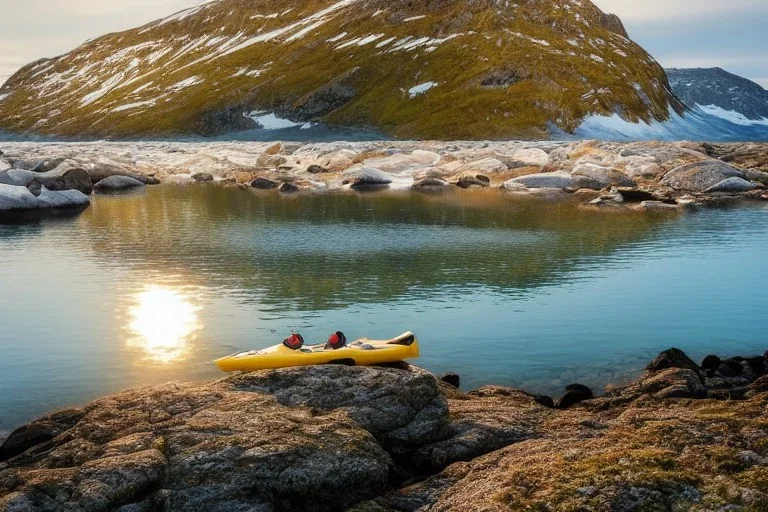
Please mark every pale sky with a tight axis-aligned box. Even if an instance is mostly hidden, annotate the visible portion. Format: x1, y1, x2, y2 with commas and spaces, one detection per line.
0, 0, 766, 88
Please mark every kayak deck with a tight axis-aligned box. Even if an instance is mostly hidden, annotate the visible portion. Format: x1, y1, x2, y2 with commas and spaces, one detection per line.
215, 332, 419, 372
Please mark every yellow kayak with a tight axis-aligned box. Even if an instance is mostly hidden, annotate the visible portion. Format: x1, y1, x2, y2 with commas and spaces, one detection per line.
215, 332, 419, 372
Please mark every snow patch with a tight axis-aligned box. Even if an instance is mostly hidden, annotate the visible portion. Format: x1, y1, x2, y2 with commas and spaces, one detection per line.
697, 104, 768, 126
0, 93, 10, 102
112, 100, 156, 112
572, 105, 768, 142
408, 82, 438, 98
247, 111, 302, 129
166, 76, 203, 92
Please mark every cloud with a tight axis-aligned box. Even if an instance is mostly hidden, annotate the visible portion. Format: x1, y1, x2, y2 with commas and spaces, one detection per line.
595, 0, 768, 21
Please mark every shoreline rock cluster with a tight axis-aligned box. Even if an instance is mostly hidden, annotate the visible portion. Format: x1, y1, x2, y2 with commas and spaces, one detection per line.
2, 140, 768, 217
1, 347, 766, 511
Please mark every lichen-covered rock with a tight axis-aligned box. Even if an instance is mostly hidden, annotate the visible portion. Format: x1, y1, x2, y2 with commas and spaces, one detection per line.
2, 349, 768, 512
571, 163, 636, 188
0, 366, 448, 512
455, 158, 508, 175
413, 386, 552, 473
661, 160, 745, 192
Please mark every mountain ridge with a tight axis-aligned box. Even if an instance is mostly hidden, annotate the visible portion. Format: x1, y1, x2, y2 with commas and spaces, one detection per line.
667, 67, 768, 122
0, 0, 681, 140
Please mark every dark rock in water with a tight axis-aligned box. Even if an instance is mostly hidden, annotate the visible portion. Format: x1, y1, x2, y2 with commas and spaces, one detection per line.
701, 355, 721, 372
191, 172, 214, 182
440, 373, 460, 388
306, 164, 328, 174
717, 359, 743, 378
413, 177, 450, 190
35, 167, 93, 194
556, 390, 590, 409
646, 348, 700, 372
279, 182, 300, 194
455, 174, 490, 189
93, 175, 145, 191
744, 356, 766, 377
0, 408, 85, 462
660, 160, 745, 192
533, 395, 555, 409
555, 384, 594, 409
565, 383, 594, 399
250, 177, 279, 189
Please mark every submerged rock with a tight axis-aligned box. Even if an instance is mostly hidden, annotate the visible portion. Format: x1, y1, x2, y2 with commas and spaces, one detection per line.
454, 173, 490, 189
94, 175, 146, 191
278, 182, 300, 194
250, 177, 279, 189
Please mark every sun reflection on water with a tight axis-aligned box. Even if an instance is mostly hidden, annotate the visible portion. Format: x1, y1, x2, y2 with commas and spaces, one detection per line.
127, 286, 202, 363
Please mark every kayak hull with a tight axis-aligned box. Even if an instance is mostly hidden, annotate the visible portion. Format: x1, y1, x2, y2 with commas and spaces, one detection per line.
215, 332, 420, 372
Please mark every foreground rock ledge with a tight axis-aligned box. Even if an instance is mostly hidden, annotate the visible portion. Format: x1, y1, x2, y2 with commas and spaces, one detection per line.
1, 350, 767, 512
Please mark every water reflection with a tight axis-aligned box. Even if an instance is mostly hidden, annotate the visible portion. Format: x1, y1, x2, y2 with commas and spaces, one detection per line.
127, 286, 202, 362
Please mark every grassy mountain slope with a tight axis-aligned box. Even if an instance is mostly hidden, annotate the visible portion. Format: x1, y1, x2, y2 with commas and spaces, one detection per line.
0, 0, 682, 139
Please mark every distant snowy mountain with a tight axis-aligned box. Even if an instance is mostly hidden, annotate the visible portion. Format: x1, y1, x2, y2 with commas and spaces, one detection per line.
569, 68, 768, 142
667, 68, 768, 124
0, 0, 681, 140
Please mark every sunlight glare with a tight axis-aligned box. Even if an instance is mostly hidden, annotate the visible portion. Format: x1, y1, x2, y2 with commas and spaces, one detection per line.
128, 286, 202, 362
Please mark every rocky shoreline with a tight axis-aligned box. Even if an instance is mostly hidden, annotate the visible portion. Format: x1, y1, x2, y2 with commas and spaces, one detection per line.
2, 140, 768, 215
1, 347, 767, 511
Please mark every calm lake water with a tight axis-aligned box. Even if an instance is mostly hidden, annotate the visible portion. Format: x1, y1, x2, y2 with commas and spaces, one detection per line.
1, 186, 767, 430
